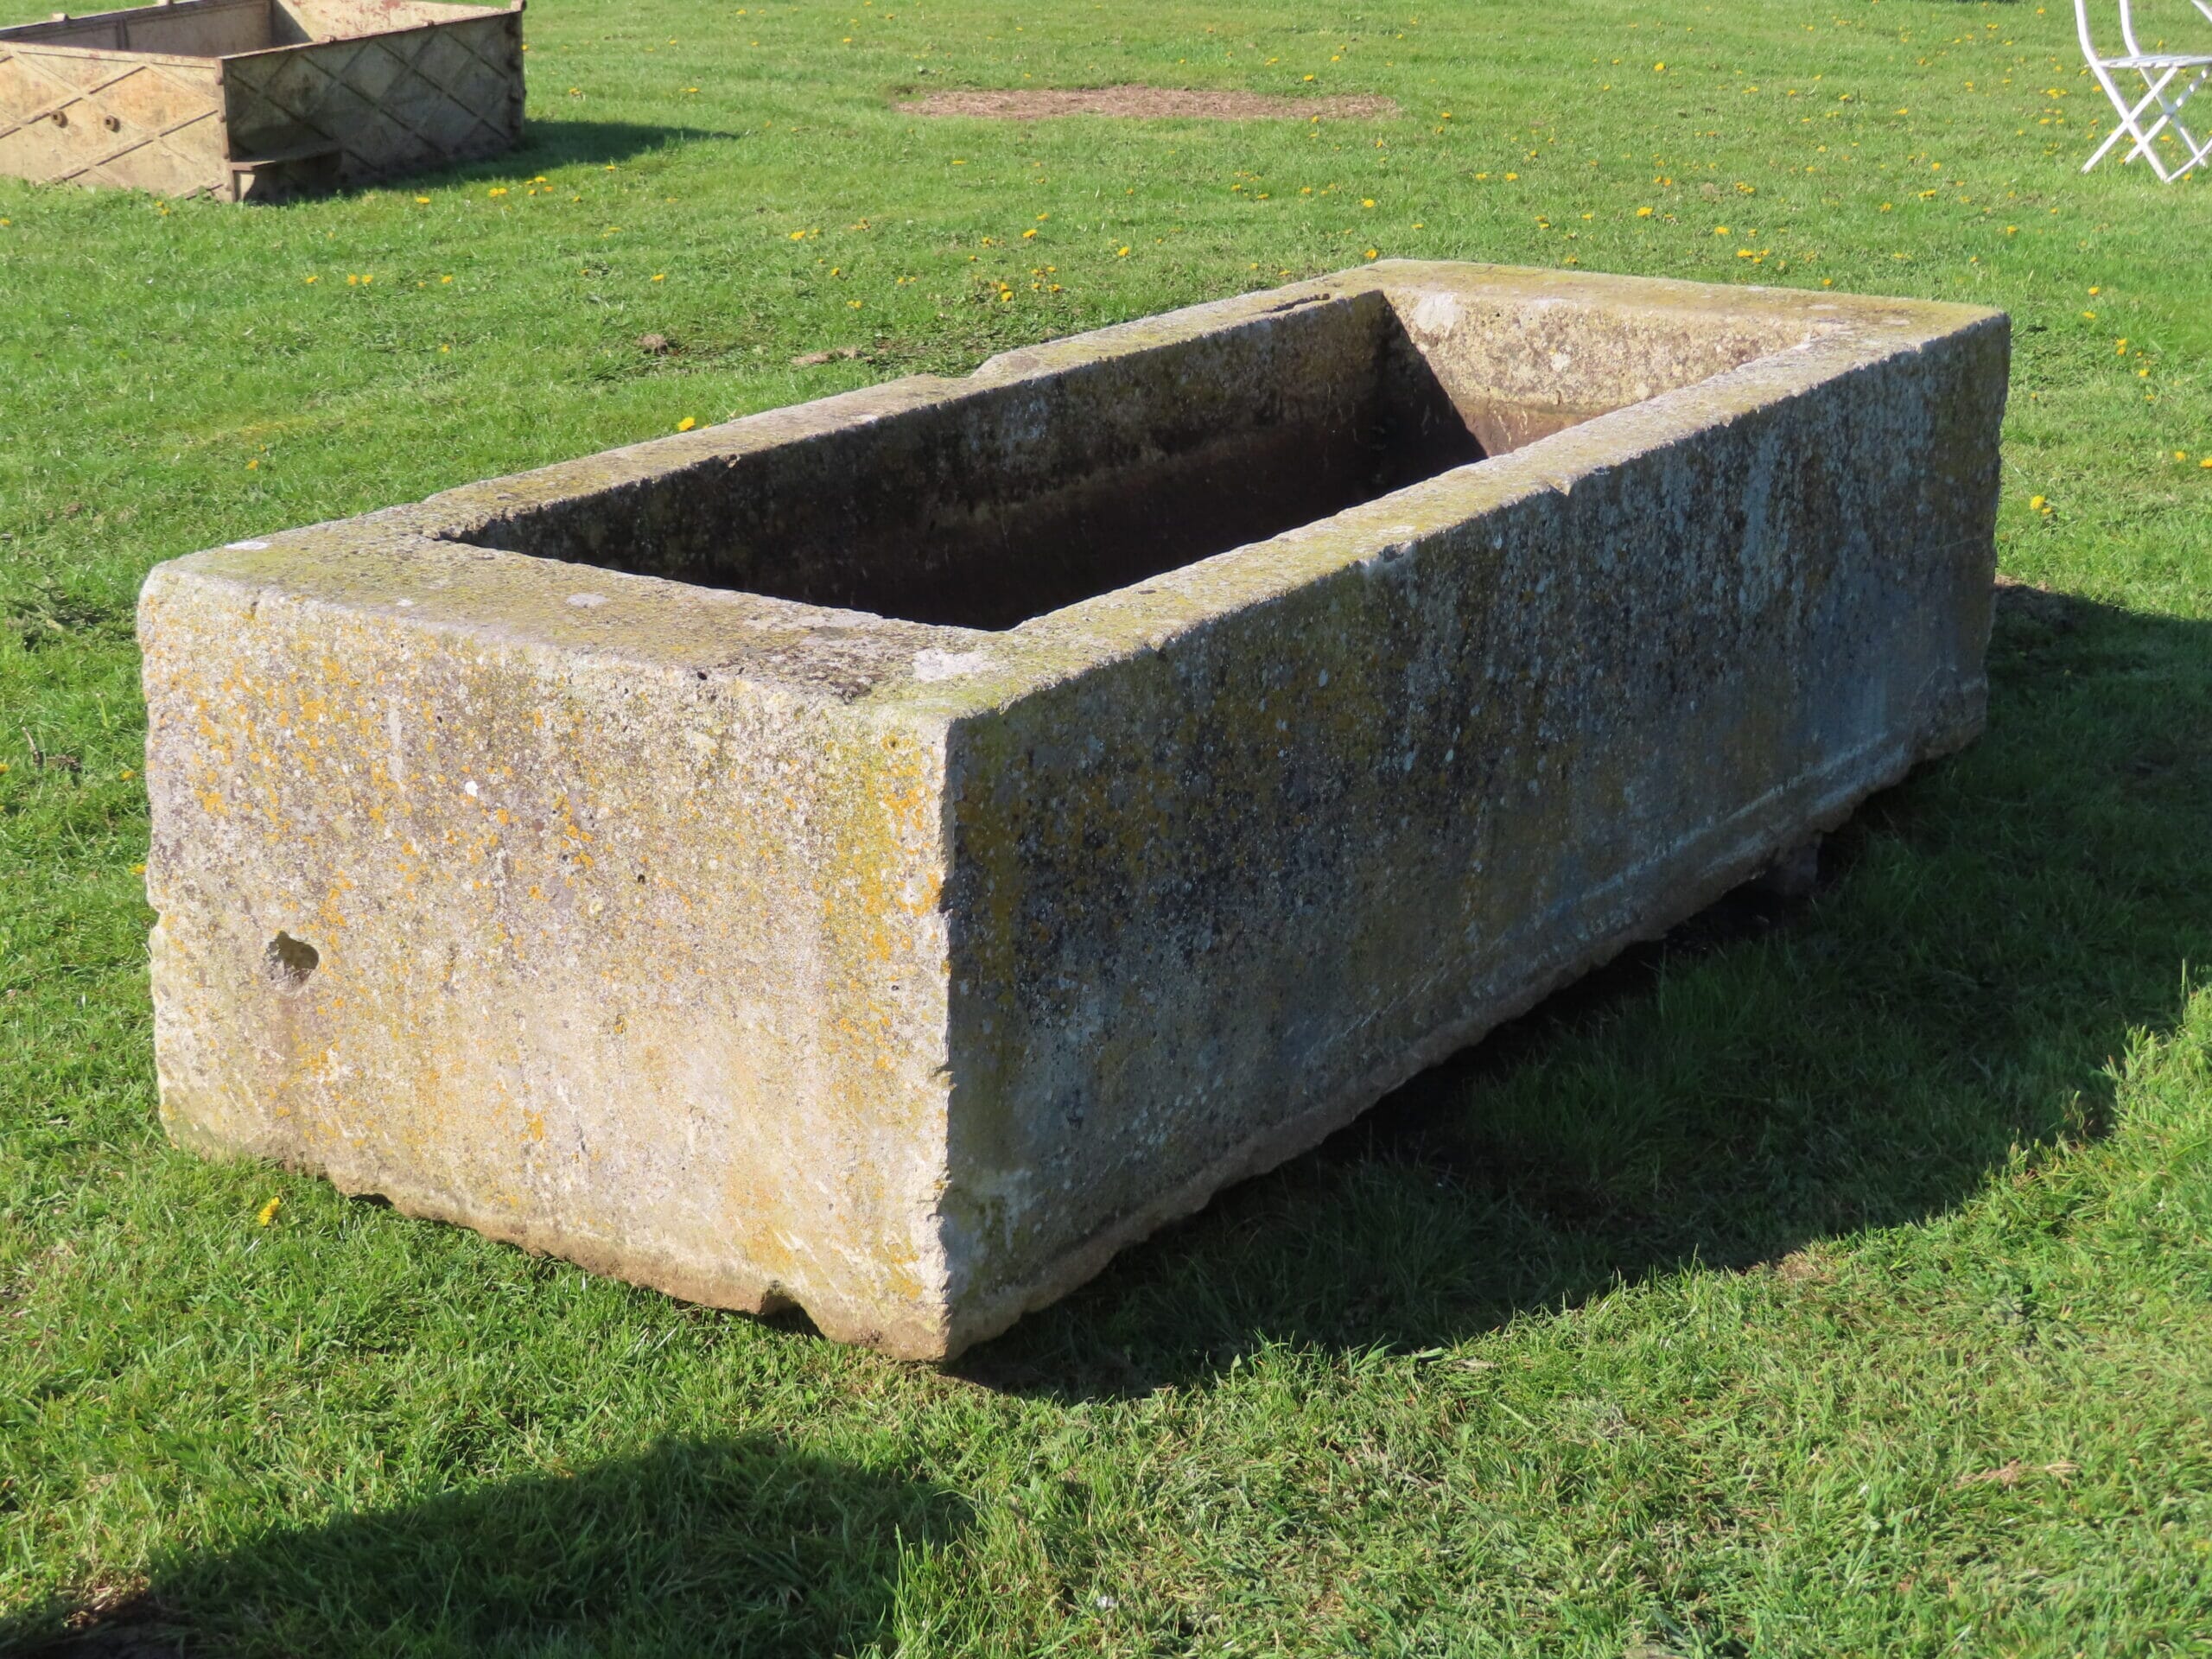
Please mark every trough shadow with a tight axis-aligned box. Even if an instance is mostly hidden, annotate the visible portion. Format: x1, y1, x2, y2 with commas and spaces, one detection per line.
2, 1436, 966, 1658
281, 121, 722, 199
505, 119, 737, 173
957, 586, 2212, 1401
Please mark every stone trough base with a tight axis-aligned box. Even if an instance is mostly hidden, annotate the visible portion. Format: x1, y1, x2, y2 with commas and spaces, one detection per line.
139, 263, 2008, 1357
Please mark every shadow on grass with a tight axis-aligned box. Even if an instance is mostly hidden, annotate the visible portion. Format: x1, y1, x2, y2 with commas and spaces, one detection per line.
959, 584, 2212, 1399
507, 118, 740, 171
3, 1436, 967, 1658
300, 120, 731, 198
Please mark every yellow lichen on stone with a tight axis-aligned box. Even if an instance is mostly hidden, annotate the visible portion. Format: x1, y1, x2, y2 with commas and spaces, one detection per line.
139, 263, 2006, 1358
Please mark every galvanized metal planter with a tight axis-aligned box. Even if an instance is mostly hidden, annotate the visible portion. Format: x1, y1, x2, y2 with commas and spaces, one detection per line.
0, 0, 523, 200
137, 264, 2010, 1357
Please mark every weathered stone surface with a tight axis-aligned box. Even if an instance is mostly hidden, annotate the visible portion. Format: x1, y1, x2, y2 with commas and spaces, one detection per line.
139, 262, 2009, 1358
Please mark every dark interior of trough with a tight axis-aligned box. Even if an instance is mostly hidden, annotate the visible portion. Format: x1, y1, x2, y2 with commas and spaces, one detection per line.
447, 292, 1577, 632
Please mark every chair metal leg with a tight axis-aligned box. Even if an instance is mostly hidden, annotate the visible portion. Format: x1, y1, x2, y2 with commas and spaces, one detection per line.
2076, 1, 2211, 181
2085, 67, 2183, 175
2139, 66, 2209, 175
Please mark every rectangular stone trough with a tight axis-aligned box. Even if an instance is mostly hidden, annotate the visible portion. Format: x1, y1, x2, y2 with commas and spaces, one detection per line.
0, 0, 523, 200
138, 263, 2008, 1358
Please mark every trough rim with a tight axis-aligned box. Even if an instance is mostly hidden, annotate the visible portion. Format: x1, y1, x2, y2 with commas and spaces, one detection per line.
145, 259, 2008, 728
0, 0, 525, 59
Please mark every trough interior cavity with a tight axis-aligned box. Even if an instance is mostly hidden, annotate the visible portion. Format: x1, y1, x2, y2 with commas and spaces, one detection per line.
9, 0, 493, 55
443, 289, 1769, 632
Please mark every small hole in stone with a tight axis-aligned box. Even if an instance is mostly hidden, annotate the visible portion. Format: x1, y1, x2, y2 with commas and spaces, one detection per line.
264, 931, 320, 993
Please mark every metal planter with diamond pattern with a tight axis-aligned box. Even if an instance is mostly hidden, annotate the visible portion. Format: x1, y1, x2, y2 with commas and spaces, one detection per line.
0, 0, 523, 201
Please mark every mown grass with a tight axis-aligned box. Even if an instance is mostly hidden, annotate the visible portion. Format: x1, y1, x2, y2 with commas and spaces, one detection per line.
3, 0, 2210, 1652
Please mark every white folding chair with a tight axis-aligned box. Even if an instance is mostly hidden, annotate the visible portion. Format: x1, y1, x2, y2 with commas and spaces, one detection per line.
2077, 0, 2212, 180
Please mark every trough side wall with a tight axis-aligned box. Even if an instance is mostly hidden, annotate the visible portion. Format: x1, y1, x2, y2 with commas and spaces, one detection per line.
140, 544, 960, 1354
219, 5, 521, 181
934, 311, 2008, 1351
0, 41, 226, 194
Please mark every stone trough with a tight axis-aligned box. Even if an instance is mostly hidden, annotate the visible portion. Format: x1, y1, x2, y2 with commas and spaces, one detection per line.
0, 0, 522, 200
138, 263, 2009, 1358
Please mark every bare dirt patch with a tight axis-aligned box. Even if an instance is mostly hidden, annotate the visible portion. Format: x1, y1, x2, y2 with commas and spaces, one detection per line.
899, 86, 1400, 121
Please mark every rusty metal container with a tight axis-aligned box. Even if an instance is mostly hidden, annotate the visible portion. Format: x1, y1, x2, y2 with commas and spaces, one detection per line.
0, 0, 523, 200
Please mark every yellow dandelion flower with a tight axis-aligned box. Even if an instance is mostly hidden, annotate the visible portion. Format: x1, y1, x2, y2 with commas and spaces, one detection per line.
652, 272, 665, 282
489, 186, 508, 197
1364, 247, 1379, 259
677, 416, 697, 432
415, 195, 430, 205
2029, 494, 2047, 511
256, 1196, 282, 1226
1116, 245, 1130, 257
1637, 206, 1653, 217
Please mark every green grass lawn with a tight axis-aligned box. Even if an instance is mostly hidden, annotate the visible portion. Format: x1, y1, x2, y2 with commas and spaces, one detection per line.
4, 0, 2211, 1651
